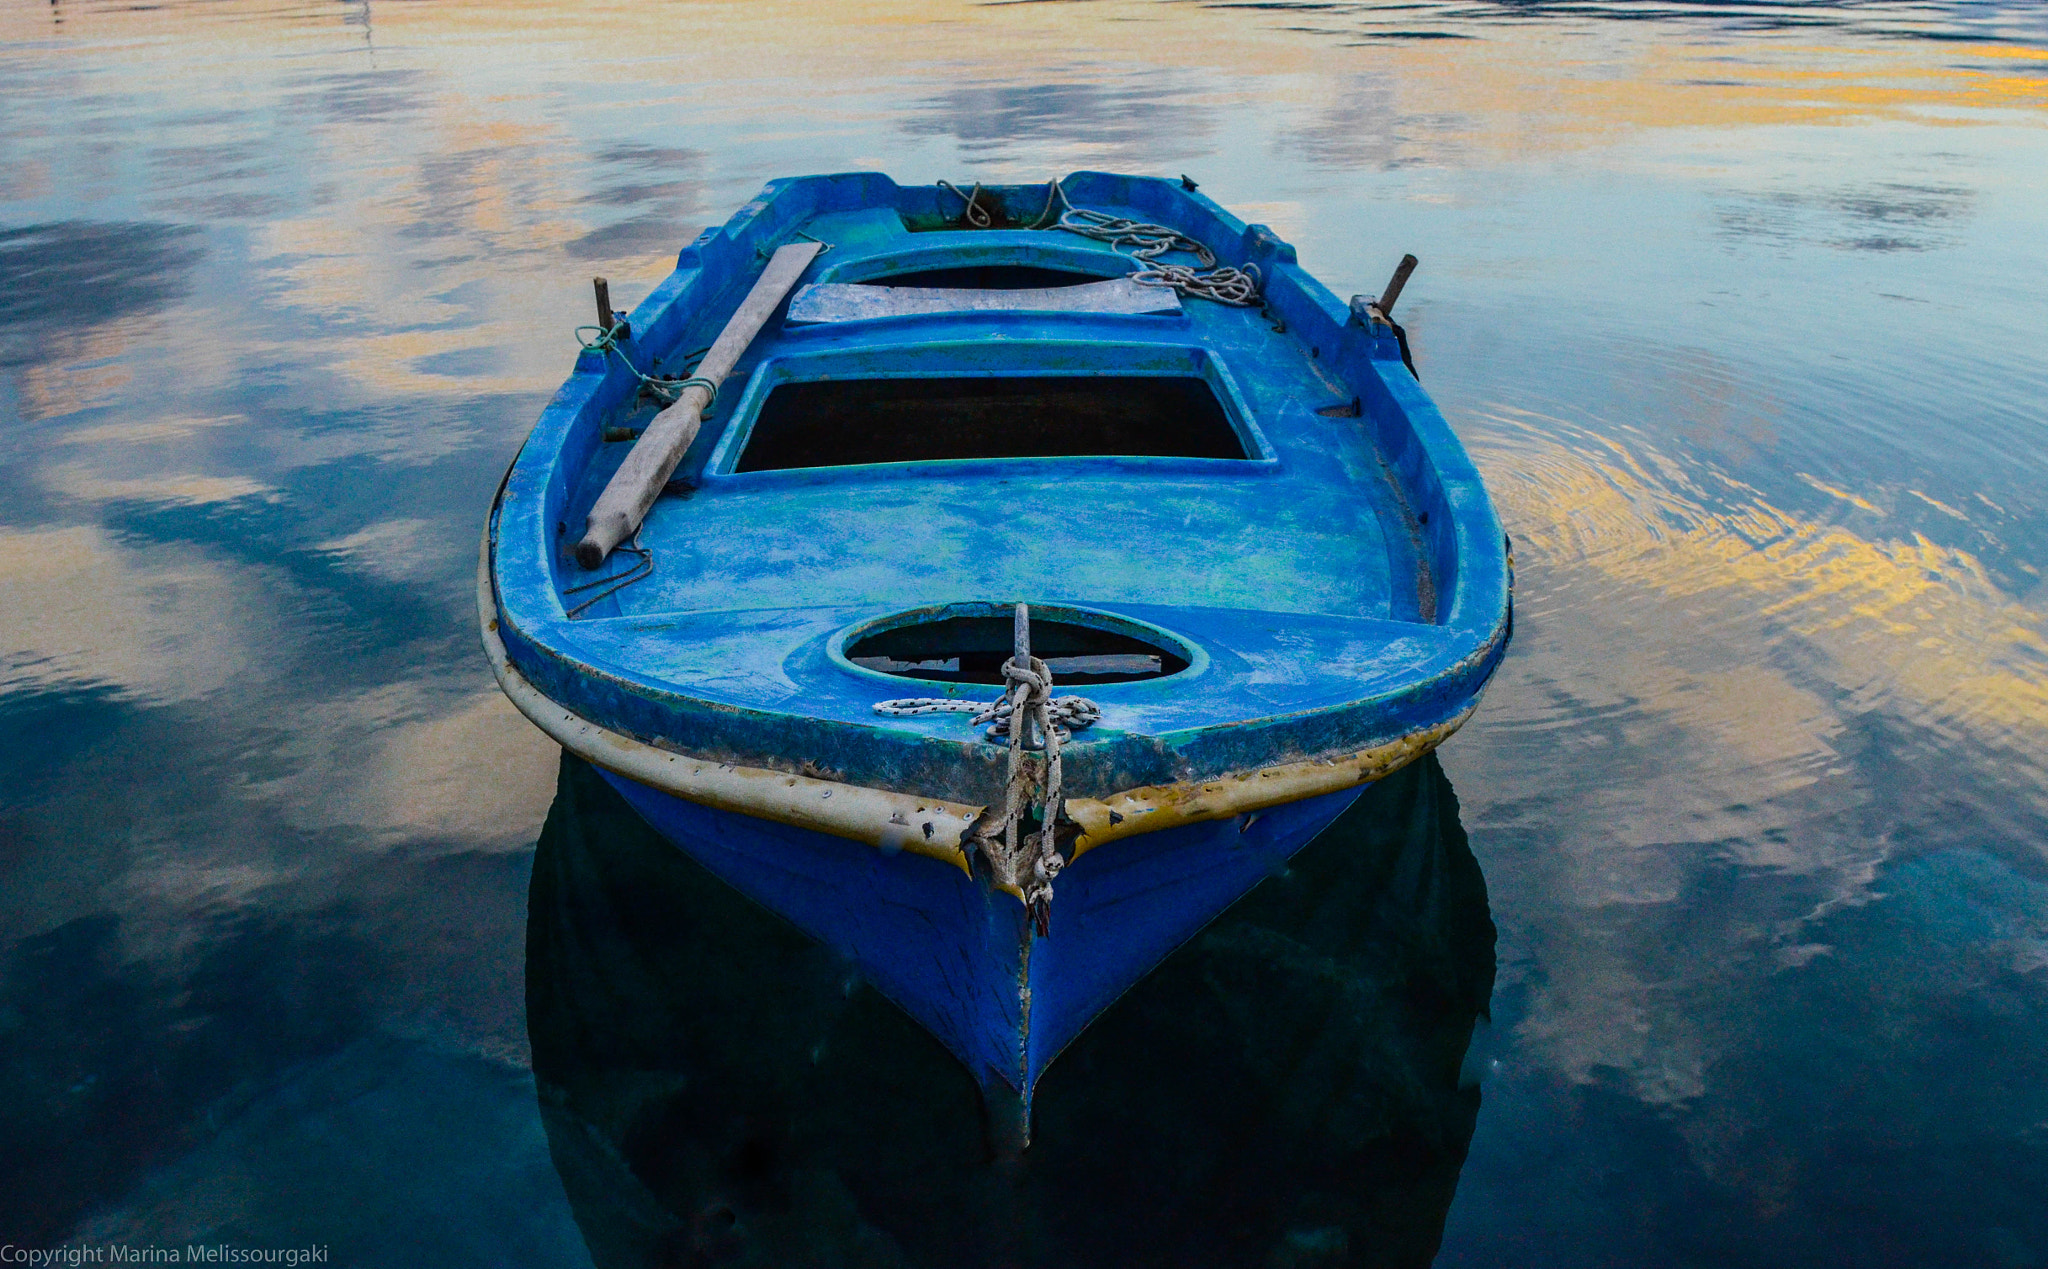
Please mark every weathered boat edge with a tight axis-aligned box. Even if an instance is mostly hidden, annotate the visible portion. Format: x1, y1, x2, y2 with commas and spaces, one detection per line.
480, 523, 983, 872
480, 515, 1485, 882
486, 172, 1514, 810
1064, 702, 1475, 857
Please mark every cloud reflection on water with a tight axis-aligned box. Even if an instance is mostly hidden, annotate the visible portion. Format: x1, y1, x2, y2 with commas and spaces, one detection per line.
907, 73, 1221, 164
1715, 179, 1977, 252
0, 0, 2045, 1261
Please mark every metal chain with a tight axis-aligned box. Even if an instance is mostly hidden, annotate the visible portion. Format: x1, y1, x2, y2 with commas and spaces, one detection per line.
872, 613, 1101, 933
873, 689, 1101, 742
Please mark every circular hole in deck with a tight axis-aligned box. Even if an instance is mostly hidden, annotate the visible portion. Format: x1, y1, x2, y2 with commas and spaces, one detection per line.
844, 607, 1192, 686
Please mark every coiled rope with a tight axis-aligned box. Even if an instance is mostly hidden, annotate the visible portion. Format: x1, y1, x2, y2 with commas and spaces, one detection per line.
941, 178, 1264, 307
1047, 181, 1263, 305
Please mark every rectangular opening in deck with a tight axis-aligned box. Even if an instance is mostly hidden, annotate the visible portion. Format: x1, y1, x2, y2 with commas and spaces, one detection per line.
734, 375, 1248, 472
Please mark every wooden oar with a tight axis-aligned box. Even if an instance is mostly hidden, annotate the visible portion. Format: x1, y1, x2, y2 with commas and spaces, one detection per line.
574, 240, 824, 569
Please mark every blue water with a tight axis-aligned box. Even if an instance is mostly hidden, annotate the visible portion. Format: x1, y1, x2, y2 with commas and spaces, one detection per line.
2, 0, 2045, 1264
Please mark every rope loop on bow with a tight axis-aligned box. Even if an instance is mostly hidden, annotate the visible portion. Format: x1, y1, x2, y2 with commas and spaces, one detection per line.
871, 606, 1103, 931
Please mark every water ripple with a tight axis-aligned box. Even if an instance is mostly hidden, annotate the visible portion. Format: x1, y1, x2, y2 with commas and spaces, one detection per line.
1469, 397, 2048, 816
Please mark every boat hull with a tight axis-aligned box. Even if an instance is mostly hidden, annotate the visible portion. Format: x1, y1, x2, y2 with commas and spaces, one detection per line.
596, 767, 1366, 1117
482, 171, 1516, 1142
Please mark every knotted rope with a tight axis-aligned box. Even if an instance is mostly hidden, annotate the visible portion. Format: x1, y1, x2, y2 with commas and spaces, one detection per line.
873, 607, 1099, 932
987, 651, 1069, 933
576, 321, 715, 408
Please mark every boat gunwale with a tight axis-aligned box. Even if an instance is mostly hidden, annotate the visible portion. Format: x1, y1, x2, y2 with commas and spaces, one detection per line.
492, 172, 1506, 644
481, 510, 1481, 881
485, 170, 1512, 821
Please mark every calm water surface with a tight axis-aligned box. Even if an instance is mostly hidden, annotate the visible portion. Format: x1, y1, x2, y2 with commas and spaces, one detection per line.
2, 1, 2045, 1264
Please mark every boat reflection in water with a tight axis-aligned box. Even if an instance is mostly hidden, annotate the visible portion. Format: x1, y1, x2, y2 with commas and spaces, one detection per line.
527, 751, 1494, 1269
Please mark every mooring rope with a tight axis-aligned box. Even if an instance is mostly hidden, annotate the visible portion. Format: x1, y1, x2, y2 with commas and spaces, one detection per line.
937, 179, 994, 229
873, 611, 1100, 931
575, 322, 713, 408
1000, 652, 1066, 934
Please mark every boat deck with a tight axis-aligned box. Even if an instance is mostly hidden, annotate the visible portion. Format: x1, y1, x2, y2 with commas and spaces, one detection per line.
490, 174, 1508, 801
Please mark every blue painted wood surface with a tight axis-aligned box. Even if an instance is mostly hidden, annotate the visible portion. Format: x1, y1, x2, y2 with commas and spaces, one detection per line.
598, 766, 1362, 1114
485, 172, 1512, 1112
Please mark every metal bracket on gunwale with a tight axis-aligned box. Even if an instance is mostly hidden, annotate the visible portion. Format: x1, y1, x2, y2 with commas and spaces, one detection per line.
1351, 254, 1422, 381
1352, 252, 1419, 328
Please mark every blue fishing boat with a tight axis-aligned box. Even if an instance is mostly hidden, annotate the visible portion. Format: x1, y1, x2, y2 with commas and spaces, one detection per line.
481, 172, 1510, 1144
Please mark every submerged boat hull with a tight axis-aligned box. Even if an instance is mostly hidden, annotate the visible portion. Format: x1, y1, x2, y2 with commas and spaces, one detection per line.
598, 766, 1364, 1118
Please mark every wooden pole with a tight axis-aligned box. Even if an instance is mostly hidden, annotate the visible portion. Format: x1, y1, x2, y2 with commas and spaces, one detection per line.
1013, 603, 1030, 671
592, 276, 613, 327
1012, 603, 1034, 751
574, 241, 824, 570
1378, 254, 1418, 316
